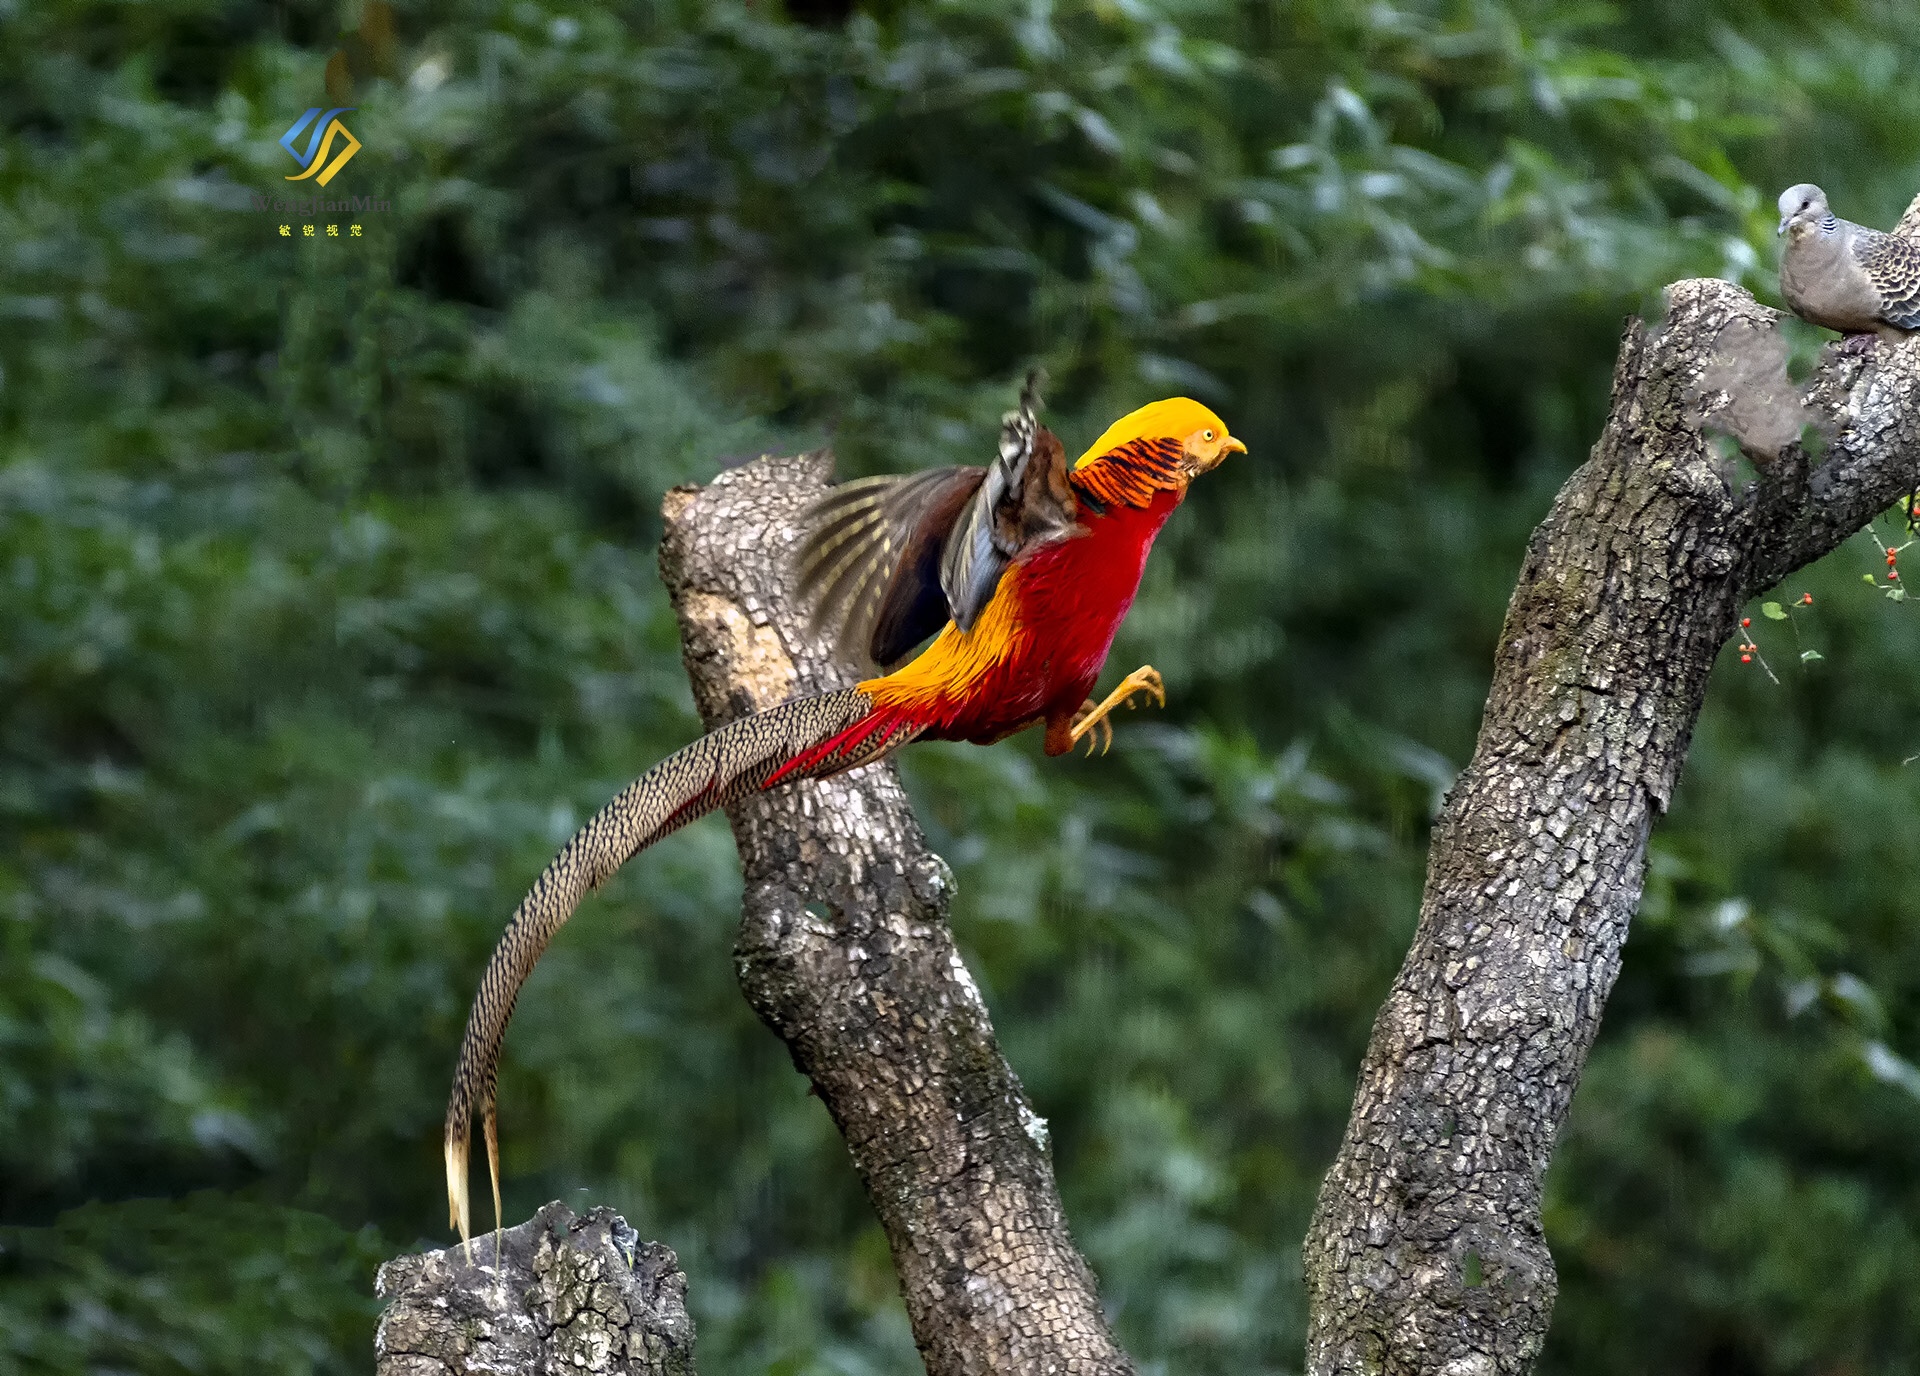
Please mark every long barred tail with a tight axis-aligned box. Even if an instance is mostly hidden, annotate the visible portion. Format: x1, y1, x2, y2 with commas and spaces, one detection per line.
444, 687, 922, 1248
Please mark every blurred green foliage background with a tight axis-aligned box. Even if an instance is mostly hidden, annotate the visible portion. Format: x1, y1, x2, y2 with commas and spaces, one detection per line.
5, 1, 1920, 1372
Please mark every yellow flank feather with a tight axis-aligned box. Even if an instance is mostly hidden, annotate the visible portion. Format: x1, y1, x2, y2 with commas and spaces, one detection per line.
1074, 397, 1230, 468
860, 571, 1028, 715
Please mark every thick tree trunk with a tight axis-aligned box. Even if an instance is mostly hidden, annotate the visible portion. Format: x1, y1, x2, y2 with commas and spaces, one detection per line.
1302, 280, 1920, 1374
657, 451, 1133, 1376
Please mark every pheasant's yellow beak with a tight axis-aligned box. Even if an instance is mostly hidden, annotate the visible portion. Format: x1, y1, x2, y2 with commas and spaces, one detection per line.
1222, 436, 1248, 456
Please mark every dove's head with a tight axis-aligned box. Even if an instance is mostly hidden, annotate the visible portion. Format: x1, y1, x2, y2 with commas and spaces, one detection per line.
1778, 184, 1832, 240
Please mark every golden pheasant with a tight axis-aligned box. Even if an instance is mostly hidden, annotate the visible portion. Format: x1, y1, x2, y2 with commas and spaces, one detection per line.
442, 379, 1245, 1245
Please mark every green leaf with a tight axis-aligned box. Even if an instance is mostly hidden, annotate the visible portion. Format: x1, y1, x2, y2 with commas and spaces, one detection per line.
1762, 602, 1789, 620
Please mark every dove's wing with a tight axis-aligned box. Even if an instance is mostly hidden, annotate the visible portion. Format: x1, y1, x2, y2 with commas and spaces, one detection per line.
1859, 229, 1920, 329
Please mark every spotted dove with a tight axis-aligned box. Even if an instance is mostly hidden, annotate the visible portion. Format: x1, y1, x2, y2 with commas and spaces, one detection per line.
1777, 183, 1920, 345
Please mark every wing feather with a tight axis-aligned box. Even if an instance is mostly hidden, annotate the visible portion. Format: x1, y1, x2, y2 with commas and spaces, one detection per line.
1861, 230, 1920, 330
796, 466, 984, 666
940, 375, 1041, 631
796, 370, 1082, 666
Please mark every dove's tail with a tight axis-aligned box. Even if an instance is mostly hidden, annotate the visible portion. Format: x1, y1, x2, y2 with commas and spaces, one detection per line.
444, 687, 922, 1251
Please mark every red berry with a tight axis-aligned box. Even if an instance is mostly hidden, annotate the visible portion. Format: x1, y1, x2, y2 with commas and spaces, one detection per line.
1740, 653, 1752, 663
1741, 617, 1751, 627
1801, 593, 1813, 605
1893, 570, 1901, 580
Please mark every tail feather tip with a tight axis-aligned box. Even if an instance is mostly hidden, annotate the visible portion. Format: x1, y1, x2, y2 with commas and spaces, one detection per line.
445, 1134, 473, 1257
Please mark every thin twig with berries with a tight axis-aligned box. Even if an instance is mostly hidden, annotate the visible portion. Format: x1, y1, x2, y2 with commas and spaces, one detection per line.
1734, 612, 1781, 684
1736, 589, 1819, 683
1865, 519, 1914, 603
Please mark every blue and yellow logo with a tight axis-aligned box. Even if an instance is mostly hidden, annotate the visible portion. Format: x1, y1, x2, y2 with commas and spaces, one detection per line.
280, 107, 361, 188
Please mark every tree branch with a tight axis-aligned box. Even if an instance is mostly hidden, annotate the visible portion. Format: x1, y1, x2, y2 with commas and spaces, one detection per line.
375, 453, 1132, 1375
1895, 189, 1920, 242
1302, 280, 1920, 1374
658, 451, 1133, 1376
374, 1202, 695, 1375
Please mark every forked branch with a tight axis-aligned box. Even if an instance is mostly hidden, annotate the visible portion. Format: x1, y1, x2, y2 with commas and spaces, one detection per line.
1302, 280, 1920, 1374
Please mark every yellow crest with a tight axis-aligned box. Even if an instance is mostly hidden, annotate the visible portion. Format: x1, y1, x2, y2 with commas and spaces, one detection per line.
1074, 397, 1230, 468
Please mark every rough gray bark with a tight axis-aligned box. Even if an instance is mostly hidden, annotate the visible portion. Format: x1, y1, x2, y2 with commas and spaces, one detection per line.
657, 450, 1132, 1376
1303, 280, 1920, 1374
374, 1202, 694, 1375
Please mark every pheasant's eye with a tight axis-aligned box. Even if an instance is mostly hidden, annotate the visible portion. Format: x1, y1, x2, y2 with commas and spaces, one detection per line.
1202, 429, 1215, 441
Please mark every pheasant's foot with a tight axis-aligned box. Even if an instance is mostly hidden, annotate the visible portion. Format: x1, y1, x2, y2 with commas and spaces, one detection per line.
1069, 665, 1166, 755
1071, 704, 1113, 756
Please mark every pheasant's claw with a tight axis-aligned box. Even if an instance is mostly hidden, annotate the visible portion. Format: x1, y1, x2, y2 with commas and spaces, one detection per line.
1074, 711, 1112, 756
1126, 666, 1167, 710
1068, 664, 1166, 753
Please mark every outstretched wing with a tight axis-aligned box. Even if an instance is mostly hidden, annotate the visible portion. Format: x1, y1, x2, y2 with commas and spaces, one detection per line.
795, 465, 986, 667
796, 371, 1081, 666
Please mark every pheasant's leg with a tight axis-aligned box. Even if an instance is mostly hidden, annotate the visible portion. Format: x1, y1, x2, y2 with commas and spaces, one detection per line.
1068, 665, 1166, 756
